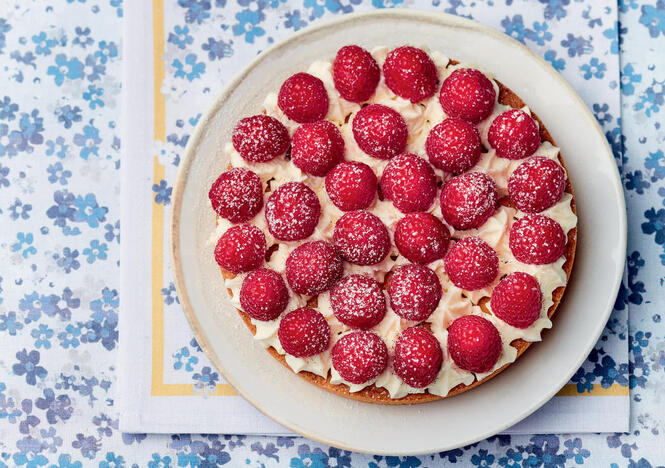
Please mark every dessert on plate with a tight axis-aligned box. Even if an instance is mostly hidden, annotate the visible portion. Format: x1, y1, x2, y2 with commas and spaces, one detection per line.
207, 44, 577, 404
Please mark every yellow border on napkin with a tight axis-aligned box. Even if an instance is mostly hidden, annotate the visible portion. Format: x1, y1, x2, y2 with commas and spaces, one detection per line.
148, 0, 627, 399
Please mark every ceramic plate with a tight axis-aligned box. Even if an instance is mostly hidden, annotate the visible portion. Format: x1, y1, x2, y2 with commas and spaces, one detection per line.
170, 10, 626, 455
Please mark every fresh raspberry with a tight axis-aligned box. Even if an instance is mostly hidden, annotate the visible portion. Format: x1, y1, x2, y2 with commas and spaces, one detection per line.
490, 272, 542, 329
231, 115, 290, 163
509, 214, 566, 265
382, 46, 438, 103
265, 182, 320, 241
291, 120, 344, 176
332, 331, 388, 384
333, 211, 390, 265
208, 168, 263, 223
394, 213, 450, 264
439, 68, 496, 124
440, 172, 498, 230
285, 241, 343, 296
240, 268, 289, 321
389, 264, 442, 322
508, 157, 565, 213
488, 109, 541, 160
277, 72, 329, 123
393, 327, 443, 388
425, 117, 482, 174
325, 161, 377, 211
278, 307, 330, 357
380, 153, 437, 213
214, 224, 266, 274
330, 274, 386, 329
444, 237, 498, 290
333, 45, 380, 102
352, 104, 407, 160
447, 315, 501, 373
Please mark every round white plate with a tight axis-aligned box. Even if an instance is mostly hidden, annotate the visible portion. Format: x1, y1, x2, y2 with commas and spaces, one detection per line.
170, 10, 626, 455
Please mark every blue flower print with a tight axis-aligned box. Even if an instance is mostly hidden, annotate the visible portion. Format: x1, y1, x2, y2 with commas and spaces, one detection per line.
0, 95, 18, 120
32, 32, 57, 56
642, 208, 665, 246
72, 433, 100, 459
471, 449, 495, 467
563, 438, 590, 464
73, 124, 102, 159
82, 239, 108, 263
12, 349, 47, 385
35, 389, 73, 424
539, 0, 569, 20
630, 330, 651, 355
161, 282, 180, 305
0, 123, 18, 157
0, 311, 24, 335
619, 0, 638, 13
561, 33, 592, 57
192, 366, 219, 390
12, 452, 49, 468
48, 454, 82, 468
168, 25, 194, 50
201, 37, 233, 61
47, 54, 84, 86
571, 367, 596, 393
94, 40, 118, 64
639, 0, 665, 38
82, 54, 105, 82
0, 163, 8, 188
635, 79, 665, 117
497, 448, 523, 467
58, 324, 81, 349
621, 63, 642, 96
47, 190, 78, 230
290, 444, 328, 468
527, 21, 552, 46
593, 103, 612, 125
173, 347, 198, 372
645, 150, 665, 181
73, 193, 108, 227
172, 53, 206, 81
55, 247, 81, 273
178, 0, 212, 24
630, 353, 650, 389
9, 199, 33, 220
104, 220, 120, 243
19, 291, 42, 323
580, 58, 606, 80
11, 232, 37, 258
99, 452, 125, 468
45, 137, 69, 159
152, 179, 172, 205
625, 171, 650, 194
592, 355, 629, 388
232, 10, 265, 44
371, 0, 405, 9
501, 15, 528, 43
72, 26, 94, 48
31, 324, 54, 349
148, 454, 172, 468
13, 110, 45, 152
47, 162, 72, 185
284, 10, 308, 31
603, 22, 626, 55
56, 105, 82, 129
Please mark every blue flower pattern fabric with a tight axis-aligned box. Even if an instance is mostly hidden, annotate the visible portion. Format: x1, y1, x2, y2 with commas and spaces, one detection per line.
0, 0, 664, 466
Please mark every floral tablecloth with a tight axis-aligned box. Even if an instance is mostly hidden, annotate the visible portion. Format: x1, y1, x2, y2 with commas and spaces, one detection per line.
1, 0, 664, 466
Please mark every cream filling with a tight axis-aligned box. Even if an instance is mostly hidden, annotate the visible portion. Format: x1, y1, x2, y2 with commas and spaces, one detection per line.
209, 47, 578, 398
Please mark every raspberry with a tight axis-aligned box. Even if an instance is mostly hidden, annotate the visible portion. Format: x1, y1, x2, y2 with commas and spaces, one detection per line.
208, 168, 263, 223
332, 331, 388, 384
352, 104, 408, 160
389, 264, 442, 322
231, 115, 290, 163
393, 327, 443, 388
490, 272, 542, 328
277, 72, 329, 123
332, 45, 380, 102
330, 274, 386, 329
440, 172, 498, 230
285, 241, 343, 296
444, 237, 498, 290
214, 224, 266, 274
508, 157, 565, 213
333, 211, 390, 266
394, 212, 450, 264
240, 268, 289, 321
425, 117, 482, 174
488, 109, 541, 160
291, 120, 344, 176
265, 182, 320, 241
447, 315, 501, 373
278, 307, 330, 357
382, 46, 438, 103
439, 68, 496, 124
509, 214, 566, 265
325, 161, 377, 211
380, 153, 437, 213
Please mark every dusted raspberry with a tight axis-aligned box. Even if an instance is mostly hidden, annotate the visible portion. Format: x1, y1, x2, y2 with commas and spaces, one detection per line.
508, 157, 565, 213
393, 327, 443, 388
333, 210, 390, 265
278, 307, 330, 357
380, 153, 437, 213
509, 214, 566, 265
425, 117, 482, 174
389, 264, 442, 322
285, 241, 343, 296
352, 104, 408, 160
330, 274, 386, 329
277, 72, 329, 123
447, 315, 502, 373
208, 168, 263, 223
440, 172, 498, 230
382, 46, 438, 103
325, 161, 377, 211
265, 182, 321, 241
488, 109, 541, 160
332, 331, 388, 384
231, 115, 290, 163
491, 272, 542, 329
439, 68, 496, 124
292, 120, 344, 176
333, 45, 380, 102
240, 268, 289, 321
394, 212, 450, 264
444, 237, 498, 290
214, 224, 266, 274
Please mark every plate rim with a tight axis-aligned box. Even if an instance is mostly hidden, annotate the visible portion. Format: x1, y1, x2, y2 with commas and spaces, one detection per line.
169, 9, 627, 454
